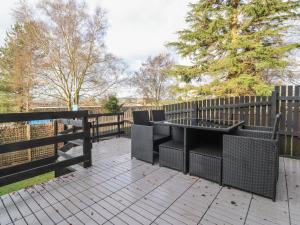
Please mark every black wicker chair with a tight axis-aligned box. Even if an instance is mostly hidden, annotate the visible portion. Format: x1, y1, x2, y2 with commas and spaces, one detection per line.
151, 110, 166, 121
131, 111, 170, 164
223, 114, 281, 201
159, 127, 184, 172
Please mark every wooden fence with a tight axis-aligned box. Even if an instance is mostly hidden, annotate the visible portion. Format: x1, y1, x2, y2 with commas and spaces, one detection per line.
163, 85, 300, 159
88, 112, 124, 141
0, 111, 92, 186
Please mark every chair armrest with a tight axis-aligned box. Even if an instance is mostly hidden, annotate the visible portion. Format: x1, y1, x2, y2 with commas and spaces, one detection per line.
236, 129, 273, 139
131, 124, 154, 140
153, 124, 170, 136
223, 134, 278, 157
242, 125, 273, 132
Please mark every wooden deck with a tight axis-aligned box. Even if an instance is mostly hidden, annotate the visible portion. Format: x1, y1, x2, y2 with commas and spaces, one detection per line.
1, 137, 299, 225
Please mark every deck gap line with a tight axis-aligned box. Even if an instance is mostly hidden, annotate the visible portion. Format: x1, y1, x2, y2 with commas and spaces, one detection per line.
123, 201, 157, 222
16, 191, 44, 225
283, 157, 292, 225
114, 216, 130, 225
243, 193, 253, 225
9, 193, 30, 225
134, 196, 169, 218
197, 186, 223, 225
75, 156, 141, 183
107, 170, 180, 225
76, 152, 131, 172
10, 191, 40, 225
18, 190, 55, 225
155, 216, 173, 225
74, 155, 139, 182
31, 183, 73, 222
28, 186, 66, 224
0, 196, 14, 225
150, 177, 199, 225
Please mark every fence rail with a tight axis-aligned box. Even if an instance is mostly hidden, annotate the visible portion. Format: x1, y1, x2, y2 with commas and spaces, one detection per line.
88, 112, 125, 141
0, 111, 92, 186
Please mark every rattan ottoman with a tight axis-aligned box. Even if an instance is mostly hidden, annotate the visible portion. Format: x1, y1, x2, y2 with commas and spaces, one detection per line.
159, 140, 184, 171
189, 148, 222, 185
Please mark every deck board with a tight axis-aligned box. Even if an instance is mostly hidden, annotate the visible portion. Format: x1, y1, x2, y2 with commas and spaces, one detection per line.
1, 137, 299, 225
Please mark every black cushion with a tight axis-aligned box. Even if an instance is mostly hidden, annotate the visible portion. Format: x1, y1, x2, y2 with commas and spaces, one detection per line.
153, 134, 168, 141
190, 145, 222, 158
159, 140, 184, 151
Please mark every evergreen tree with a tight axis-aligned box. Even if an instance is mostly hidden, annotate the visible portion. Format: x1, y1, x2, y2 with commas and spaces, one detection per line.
168, 0, 300, 96
0, 22, 42, 112
104, 95, 123, 113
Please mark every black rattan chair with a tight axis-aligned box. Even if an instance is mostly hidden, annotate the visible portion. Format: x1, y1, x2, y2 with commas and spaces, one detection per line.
151, 110, 166, 121
131, 111, 170, 164
223, 114, 281, 201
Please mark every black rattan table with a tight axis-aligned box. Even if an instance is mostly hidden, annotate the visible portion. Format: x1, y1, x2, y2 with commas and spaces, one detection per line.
153, 118, 244, 178
153, 118, 244, 132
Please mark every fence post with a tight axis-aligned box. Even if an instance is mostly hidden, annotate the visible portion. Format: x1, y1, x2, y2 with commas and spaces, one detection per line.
83, 115, 92, 168
63, 124, 68, 145
271, 90, 279, 124
117, 114, 121, 137
53, 120, 58, 155
192, 101, 198, 118
26, 124, 32, 162
92, 121, 95, 142
53, 119, 60, 177
96, 115, 100, 142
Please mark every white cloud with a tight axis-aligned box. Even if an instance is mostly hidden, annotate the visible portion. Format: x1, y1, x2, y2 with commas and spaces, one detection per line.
94, 0, 195, 70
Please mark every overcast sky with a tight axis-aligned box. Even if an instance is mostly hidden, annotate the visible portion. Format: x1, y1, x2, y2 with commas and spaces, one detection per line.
0, 0, 196, 72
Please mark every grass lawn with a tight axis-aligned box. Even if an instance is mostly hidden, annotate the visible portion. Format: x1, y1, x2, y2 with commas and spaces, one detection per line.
0, 172, 54, 196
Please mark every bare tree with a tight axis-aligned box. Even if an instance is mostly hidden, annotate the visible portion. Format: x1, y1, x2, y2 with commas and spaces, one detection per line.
132, 53, 174, 106
15, 0, 125, 110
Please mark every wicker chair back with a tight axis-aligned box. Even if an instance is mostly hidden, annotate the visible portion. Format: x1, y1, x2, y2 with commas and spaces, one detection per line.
151, 110, 165, 121
133, 111, 150, 125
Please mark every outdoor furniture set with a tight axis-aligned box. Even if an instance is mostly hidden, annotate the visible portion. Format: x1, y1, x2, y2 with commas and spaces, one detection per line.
131, 110, 281, 201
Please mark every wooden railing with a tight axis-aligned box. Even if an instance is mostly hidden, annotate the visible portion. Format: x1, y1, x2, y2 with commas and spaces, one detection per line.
88, 112, 125, 141
0, 111, 92, 186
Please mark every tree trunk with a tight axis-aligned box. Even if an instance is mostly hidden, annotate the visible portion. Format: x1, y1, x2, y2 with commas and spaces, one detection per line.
73, 92, 80, 108
228, 0, 239, 79
67, 96, 72, 111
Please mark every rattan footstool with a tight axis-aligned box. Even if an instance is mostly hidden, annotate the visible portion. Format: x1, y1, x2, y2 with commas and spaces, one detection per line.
159, 140, 184, 172
189, 147, 222, 185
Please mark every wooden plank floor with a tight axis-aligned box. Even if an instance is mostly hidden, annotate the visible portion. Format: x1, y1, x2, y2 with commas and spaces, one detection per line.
1, 137, 299, 225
